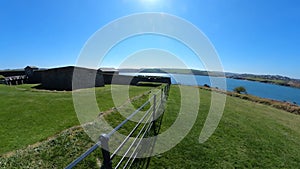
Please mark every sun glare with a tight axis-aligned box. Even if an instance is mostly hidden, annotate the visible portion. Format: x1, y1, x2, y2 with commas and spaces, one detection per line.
135, 0, 171, 10
139, 0, 162, 7
141, 0, 159, 4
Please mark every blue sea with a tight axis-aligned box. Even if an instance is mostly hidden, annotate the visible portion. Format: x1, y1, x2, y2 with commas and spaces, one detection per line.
121, 73, 300, 105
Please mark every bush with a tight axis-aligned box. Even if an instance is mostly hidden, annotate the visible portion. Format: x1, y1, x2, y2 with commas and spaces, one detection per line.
233, 86, 247, 94
0, 75, 5, 80
203, 84, 210, 88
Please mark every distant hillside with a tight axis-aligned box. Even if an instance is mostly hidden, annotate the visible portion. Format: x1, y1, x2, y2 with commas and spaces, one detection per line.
118, 68, 300, 88
227, 73, 300, 88
119, 68, 224, 76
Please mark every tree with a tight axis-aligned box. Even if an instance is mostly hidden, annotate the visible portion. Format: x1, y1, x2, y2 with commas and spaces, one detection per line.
234, 86, 247, 94
203, 84, 210, 88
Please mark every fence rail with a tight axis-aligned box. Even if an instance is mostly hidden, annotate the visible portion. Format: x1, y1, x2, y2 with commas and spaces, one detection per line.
66, 84, 169, 169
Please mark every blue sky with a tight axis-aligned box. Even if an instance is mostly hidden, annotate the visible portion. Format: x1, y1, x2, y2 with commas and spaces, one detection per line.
0, 0, 299, 78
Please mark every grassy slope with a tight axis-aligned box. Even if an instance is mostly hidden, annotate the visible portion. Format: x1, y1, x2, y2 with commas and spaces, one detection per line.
0, 84, 156, 168
0, 127, 98, 168
149, 85, 300, 168
1, 85, 300, 168
0, 84, 77, 154
0, 84, 153, 154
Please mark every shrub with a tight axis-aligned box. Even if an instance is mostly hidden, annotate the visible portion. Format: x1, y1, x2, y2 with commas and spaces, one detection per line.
233, 86, 247, 94
203, 84, 210, 88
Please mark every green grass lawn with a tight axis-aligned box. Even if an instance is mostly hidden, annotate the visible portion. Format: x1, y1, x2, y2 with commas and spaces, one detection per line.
149, 85, 300, 168
0, 84, 153, 154
1, 84, 300, 168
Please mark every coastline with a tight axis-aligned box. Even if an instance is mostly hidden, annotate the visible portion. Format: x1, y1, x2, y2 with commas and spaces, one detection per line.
228, 77, 300, 89
198, 85, 300, 115
134, 68, 300, 89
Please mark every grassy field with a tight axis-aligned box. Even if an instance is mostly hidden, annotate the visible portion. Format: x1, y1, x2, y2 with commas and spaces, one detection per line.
149, 85, 300, 168
0, 84, 154, 154
1, 84, 300, 168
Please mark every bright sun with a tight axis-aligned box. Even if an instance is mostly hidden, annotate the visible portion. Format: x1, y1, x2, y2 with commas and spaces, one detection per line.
140, 0, 160, 5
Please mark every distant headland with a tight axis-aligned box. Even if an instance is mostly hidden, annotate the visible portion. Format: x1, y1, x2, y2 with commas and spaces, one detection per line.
118, 68, 300, 89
